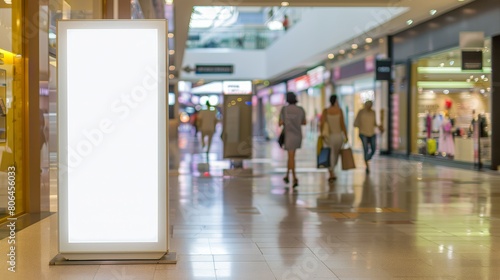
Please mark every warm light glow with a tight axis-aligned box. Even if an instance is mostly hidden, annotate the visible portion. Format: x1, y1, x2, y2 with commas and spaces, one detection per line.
168, 33, 174, 38
339, 49, 345, 54
281, 1, 290, 6
169, 74, 175, 79
169, 50, 175, 55
328, 53, 334, 59
4, 0, 12, 4
169, 65, 175, 71
365, 37, 373, 43
351, 44, 358, 50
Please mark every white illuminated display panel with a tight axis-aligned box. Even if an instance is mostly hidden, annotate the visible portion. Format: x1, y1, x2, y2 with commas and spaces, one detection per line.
58, 20, 167, 259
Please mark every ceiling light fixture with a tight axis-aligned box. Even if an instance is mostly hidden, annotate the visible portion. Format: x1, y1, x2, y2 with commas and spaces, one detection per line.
328, 53, 334, 59
365, 38, 373, 43
168, 33, 174, 38
339, 49, 345, 55
351, 44, 358, 50
281, 1, 290, 6
169, 65, 176, 71
406, 19, 414, 25
4, 0, 12, 4
430, 9, 437, 15
169, 50, 175, 55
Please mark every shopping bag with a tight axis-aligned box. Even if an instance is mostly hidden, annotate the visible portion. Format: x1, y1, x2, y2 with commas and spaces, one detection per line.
340, 145, 356, 170
317, 147, 331, 168
316, 136, 324, 156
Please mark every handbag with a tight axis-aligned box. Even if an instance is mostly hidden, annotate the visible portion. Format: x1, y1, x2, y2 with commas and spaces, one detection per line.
340, 144, 356, 170
278, 129, 285, 148
278, 107, 287, 148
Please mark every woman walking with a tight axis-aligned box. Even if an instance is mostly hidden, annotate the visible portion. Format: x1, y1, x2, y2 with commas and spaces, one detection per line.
320, 95, 348, 182
279, 92, 306, 188
354, 100, 382, 173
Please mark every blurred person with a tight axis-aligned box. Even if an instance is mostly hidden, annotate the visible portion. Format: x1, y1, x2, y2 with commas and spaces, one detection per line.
282, 15, 289, 31
197, 101, 218, 153
320, 95, 348, 182
354, 100, 383, 173
279, 92, 306, 188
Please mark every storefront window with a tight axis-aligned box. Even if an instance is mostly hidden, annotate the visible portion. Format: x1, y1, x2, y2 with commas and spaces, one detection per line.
0, 1, 25, 221
412, 40, 492, 165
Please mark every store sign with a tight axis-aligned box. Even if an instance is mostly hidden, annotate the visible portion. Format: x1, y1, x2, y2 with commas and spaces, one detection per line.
57, 20, 168, 260
294, 75, 310, 91
222, 81, 252, 94
375, 59, 392, 81
462, 51, 483, 70
196, 64, 234, 74
307, 66, 325, 87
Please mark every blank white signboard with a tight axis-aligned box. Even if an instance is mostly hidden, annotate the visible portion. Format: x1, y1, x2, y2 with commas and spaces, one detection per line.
57, 20, 168, 260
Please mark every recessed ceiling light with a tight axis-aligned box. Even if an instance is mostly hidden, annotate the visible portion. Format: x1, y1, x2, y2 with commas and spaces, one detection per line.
339, 49, 345, 54
169, 74, 175, 79
281, 1, 289, 6
430, 9, 437, 15
351, 44, 358, 50
168, 33, 174, 38
406, 19, 414, 25
169, 65, 176, 71
365, 38, 373, 43
328, 53, 335, 59
169, 50, 175, 55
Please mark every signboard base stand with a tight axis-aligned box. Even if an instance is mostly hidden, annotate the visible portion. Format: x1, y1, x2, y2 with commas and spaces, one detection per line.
49, 252, 177, 266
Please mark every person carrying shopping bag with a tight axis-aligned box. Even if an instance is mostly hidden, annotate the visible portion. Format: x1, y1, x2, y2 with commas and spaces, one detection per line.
320, 95, 348, 182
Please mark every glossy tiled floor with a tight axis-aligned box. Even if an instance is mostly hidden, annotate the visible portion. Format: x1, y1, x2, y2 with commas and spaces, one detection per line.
2, 128, 500, 279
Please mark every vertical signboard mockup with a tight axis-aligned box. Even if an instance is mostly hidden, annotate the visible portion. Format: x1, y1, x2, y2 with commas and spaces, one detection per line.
57, 20, 168, 260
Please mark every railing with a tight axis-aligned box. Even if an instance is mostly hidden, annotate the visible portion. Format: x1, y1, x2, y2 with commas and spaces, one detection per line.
186, 26, 285, 50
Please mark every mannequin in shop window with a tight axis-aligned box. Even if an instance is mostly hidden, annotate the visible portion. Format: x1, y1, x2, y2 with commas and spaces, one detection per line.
438, 109, 455, 158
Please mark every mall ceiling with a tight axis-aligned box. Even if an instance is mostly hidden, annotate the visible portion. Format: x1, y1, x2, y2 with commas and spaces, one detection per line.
173, 0, 476, 82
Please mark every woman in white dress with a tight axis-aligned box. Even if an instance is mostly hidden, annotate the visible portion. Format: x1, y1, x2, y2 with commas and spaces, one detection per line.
320, 95, 348, 182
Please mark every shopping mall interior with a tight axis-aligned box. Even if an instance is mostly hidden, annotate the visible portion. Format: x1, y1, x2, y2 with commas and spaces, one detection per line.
1, 0, 500, 279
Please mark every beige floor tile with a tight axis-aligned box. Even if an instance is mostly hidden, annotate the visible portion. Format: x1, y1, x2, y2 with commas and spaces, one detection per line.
93, 265, 156, 280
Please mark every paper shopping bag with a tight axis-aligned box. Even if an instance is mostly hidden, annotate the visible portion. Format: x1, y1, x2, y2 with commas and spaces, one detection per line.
341, 146, 356, 170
